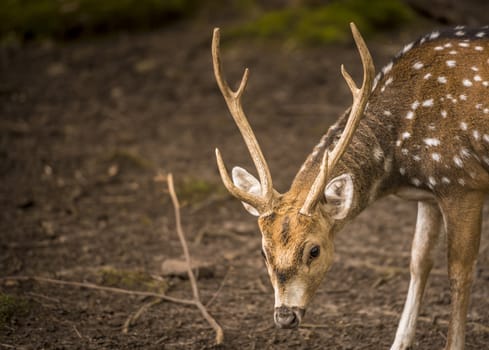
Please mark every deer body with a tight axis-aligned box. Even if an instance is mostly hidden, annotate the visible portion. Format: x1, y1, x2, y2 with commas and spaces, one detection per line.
212, 24, 489, 350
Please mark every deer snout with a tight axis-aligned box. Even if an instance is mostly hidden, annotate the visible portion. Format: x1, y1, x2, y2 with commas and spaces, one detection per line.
274, 306, 305, 329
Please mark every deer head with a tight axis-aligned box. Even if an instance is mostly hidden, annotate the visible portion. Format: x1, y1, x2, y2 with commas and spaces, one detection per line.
212, 23, 374, 328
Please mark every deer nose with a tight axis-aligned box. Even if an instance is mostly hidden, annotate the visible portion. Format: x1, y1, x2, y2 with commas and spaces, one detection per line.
274, 306, 304, 329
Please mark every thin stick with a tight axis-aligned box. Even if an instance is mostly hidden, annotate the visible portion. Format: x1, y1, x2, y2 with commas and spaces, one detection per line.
166, 173, 224, 344
73, 325, 83, 339
122, 298, 162, 334
205, 267, 231, 307
1, 276, 195, 306
167, 174, 200, 300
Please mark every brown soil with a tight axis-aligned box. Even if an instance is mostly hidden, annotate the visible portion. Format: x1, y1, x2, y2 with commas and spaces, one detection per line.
2, 16, 489, 350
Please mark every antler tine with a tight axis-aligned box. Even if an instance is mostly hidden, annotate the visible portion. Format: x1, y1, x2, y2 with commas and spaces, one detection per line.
300, 22, 375, 216
299, 150, 329, 216
215, 149, 267, 209
328, 22, 375, 171
212, 28, 274, 209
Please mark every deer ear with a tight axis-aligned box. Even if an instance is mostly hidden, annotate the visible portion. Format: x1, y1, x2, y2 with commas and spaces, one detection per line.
232, 167, 261, 216
324, 174, 354, 220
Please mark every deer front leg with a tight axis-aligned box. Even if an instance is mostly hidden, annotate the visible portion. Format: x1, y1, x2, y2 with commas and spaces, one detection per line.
391, 201, 442, 350
439, 192, 483, 350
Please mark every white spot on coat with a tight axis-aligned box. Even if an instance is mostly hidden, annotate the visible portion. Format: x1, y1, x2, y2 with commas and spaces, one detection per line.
460, 148, 471, 158
454, 156, 463, 168
475, 46, 484, 51
455, 31, 465, 36
383, 110, 392, 116
441, 110, 447, 118
411, 100, 420, 110
438, 76, 447, 84
402, 42, 414, 53
432, 153, 441, 161
446, 60, 456, 67
476, 32, 486, 38
442, 177, 451, 184
424, 73, 432, 80
382, 62, 393, 75
424, 138, 440, 146
411, 178, 421, 186
434, 46, 444, 51
460, 122, 468, 130
459, 94, 467, 101
429, 31, 440, 39
463, 79, 473, 87
473, 130, 480, 140
413, 62, 424, 70
483, 134, 489, 143
402, 132, 411, 139
471, 66, 479, 71
474, 75, 482, 81
413, 155, 421, 162
428, 177, 437, 187
422, 99, 434, 107
458, 42, 470, 47
406, 111, 415, 120
458, 178, 466, 186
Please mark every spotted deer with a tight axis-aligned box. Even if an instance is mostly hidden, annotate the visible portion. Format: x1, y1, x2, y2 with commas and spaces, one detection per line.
212, 23, 489, 350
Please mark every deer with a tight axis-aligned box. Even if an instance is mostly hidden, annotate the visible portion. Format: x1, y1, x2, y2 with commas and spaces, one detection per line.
211, 22, 489, 350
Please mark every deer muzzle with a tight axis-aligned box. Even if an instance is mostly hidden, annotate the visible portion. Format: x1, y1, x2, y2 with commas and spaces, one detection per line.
274, 306, 305, 329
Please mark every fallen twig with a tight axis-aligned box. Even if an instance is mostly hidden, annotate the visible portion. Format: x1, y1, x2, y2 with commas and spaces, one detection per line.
206, 266, 232, 307
122, 298, 162, 334
166, 173, 224, 344
1, 276, 195, 306
72, 325, 83, 339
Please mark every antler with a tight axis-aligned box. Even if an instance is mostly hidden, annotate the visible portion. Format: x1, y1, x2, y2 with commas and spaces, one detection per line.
212, 28, 275, 212
300, 23, 375, 216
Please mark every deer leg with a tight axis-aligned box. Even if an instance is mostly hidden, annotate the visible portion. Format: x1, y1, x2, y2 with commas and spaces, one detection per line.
391, 201, 442, 350
439, 192, 483, 350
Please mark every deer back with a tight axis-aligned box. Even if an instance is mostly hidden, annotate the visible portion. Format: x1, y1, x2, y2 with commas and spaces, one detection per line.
366, 26, 489, 193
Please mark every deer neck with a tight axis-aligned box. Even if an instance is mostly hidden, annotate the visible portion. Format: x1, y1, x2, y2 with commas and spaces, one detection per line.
291, 110, 399, 222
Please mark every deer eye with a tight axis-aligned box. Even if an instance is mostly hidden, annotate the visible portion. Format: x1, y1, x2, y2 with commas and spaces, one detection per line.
310, 245, 320, 259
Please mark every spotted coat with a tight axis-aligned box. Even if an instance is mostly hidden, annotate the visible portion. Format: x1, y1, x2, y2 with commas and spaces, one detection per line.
295, 26, 489, 207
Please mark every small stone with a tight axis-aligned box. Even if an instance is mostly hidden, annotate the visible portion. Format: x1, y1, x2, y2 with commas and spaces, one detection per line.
161, 258, 214, 279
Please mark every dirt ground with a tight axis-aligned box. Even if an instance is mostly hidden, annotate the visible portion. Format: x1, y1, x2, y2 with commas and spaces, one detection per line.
2, 10, 489, 350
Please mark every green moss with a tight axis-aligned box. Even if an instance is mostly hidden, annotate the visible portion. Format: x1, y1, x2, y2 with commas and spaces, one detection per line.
98, 267, 168, 293
0, 0, 201, 41
177, 177, 224, 205
0, 293, 29, 330
231, 0, 416, 46
108, 149, 153, 171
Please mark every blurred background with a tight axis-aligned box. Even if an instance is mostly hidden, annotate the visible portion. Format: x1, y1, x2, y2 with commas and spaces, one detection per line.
1, 0, 489, 45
